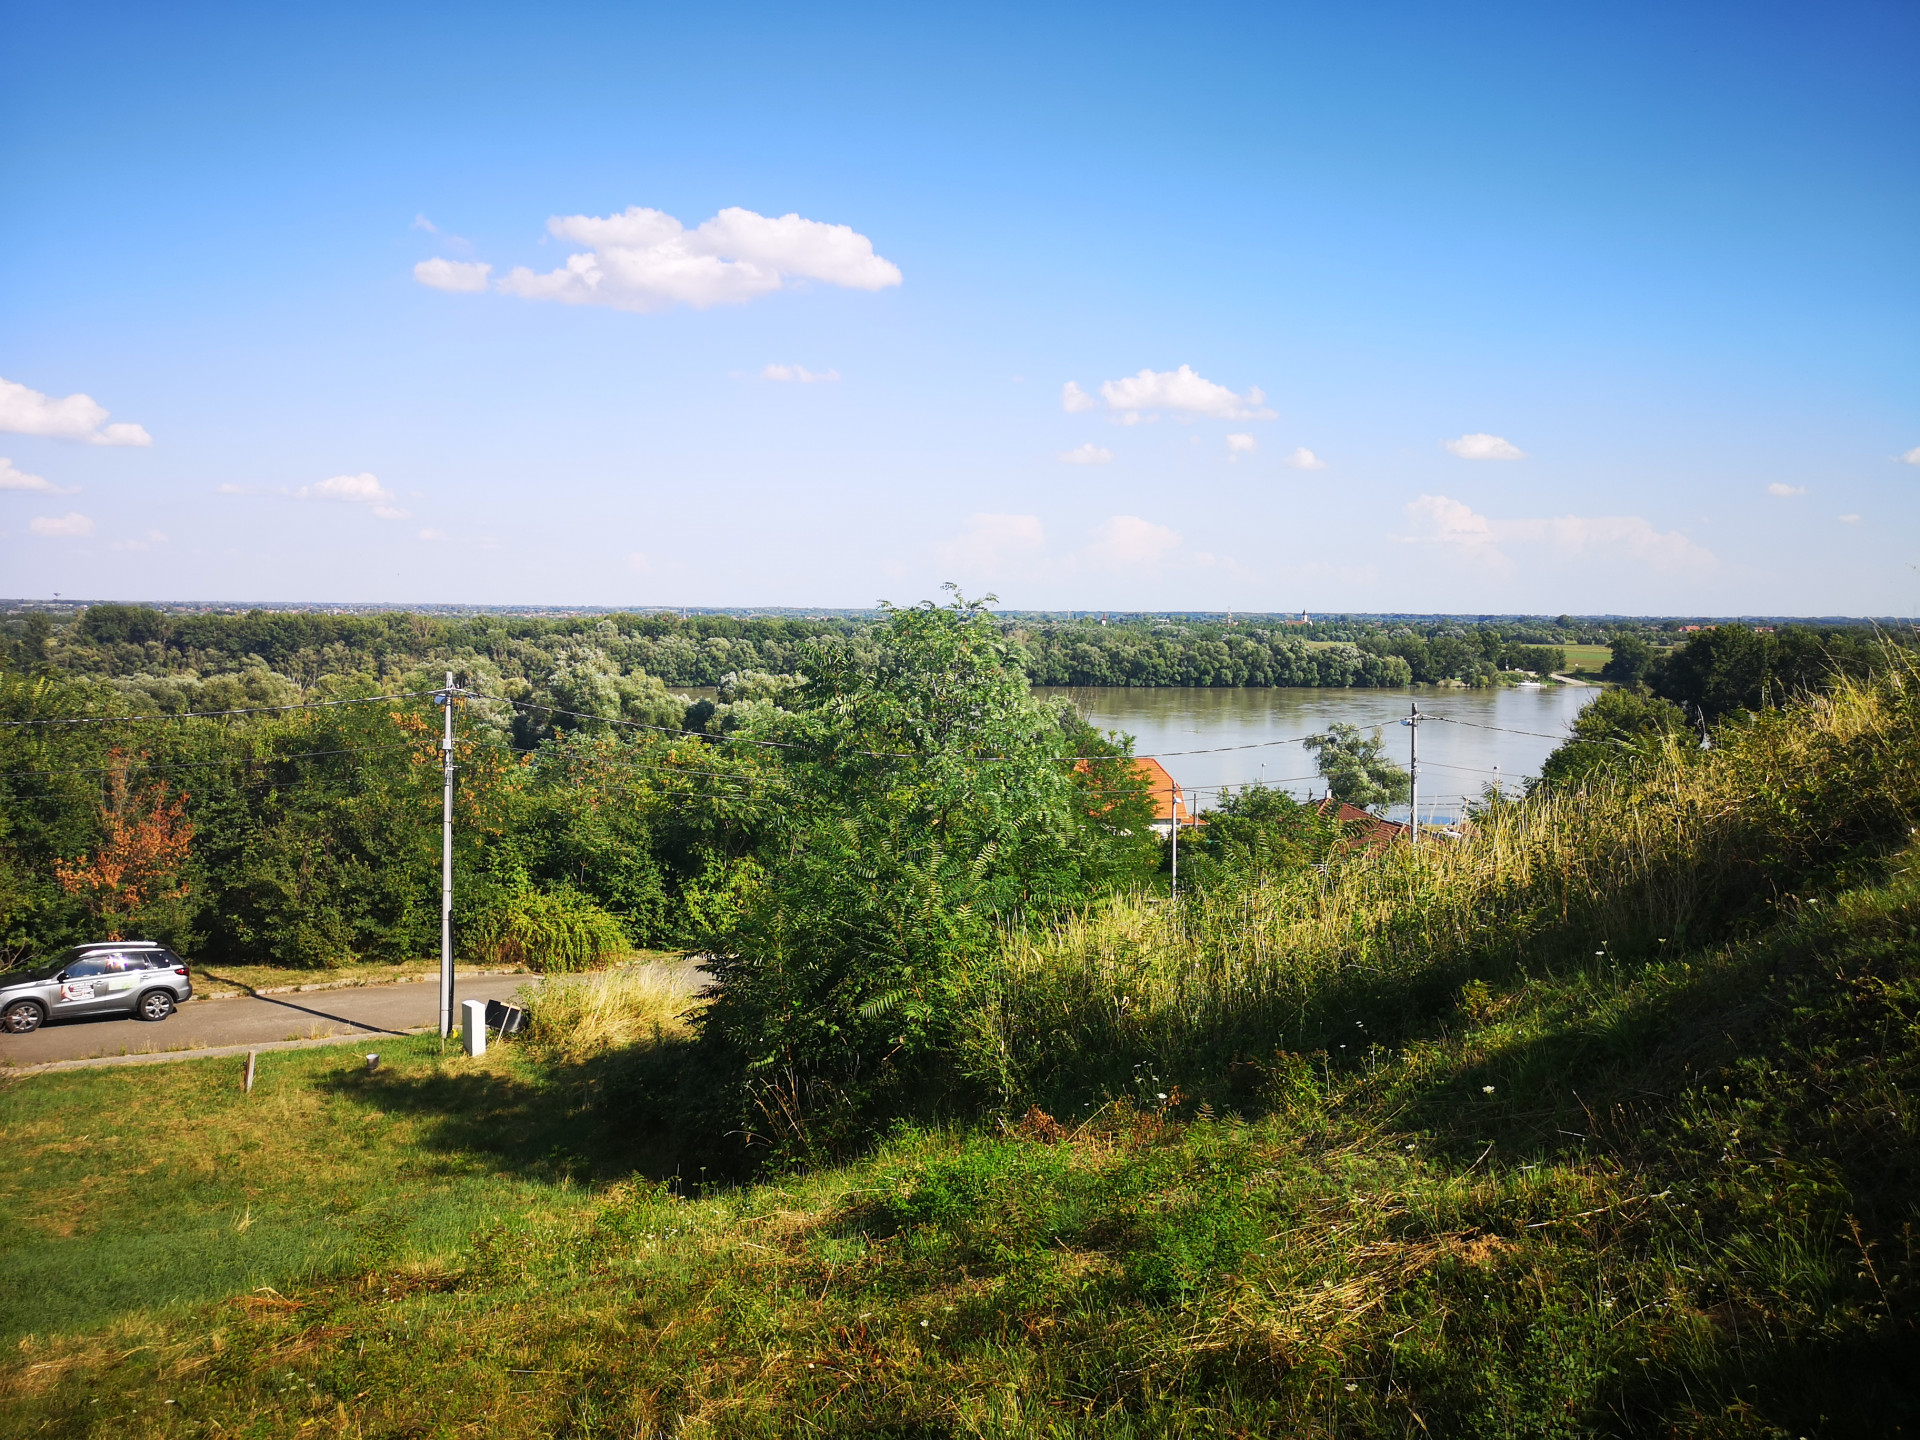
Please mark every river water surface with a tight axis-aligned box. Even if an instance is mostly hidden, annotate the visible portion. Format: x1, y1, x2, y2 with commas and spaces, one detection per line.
1036, 685, 1598, 825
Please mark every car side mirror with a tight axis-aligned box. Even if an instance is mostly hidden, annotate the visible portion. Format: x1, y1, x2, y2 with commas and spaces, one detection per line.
55, 971, 68, 982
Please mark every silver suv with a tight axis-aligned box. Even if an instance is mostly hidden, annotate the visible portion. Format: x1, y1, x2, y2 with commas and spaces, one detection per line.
0, 941, 193, 1034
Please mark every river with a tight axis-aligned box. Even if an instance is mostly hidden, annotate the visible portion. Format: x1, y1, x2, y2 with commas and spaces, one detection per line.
1035, 685, 1598, 825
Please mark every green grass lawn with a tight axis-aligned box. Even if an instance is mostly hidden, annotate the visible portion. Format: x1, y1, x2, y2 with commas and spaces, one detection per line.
3, 856, 1915, 1437
1560, 643, 1612, 674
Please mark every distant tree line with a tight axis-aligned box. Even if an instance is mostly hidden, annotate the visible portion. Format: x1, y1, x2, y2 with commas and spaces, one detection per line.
0, 608, 1901, 727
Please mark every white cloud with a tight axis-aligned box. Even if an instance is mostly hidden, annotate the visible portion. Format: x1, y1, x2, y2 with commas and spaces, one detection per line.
487, 205, 901, 313
937, 513, 1046, 575
1082, 514, 1182, 567
1766, 482, 1807, 497
1096, 366, 1275, 423
1839, 513, 1862, 524
419, 528, 446, 541
111, 530, 167, 552
760, 364, 841, 383
1443, 433, 1525, 460
30, 512, 94, 537
1060, 443, 1114, 465
1225, 433, 1257, 460
414, 257, 493, 292
298, 472, 411, 520
411, 213, 439, 234
1405, 494, 1494, 545
0, 377, 152, 446
1902, 447, 1920, 465
1061, 381, 1097, 413
1399, 493, 1714, 571
0, 457, 72, 493
1284, 446, 1327, 470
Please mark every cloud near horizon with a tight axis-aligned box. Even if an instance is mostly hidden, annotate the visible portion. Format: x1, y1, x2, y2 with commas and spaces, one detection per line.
298, 472, 410, 520
1060, 442, 1114, 465
1399, 494, 1714, 572
1443, 433, 1525, 460
1284, 446, 1327, 470
1767, 483, 1808, 497
936, 512, 1046, 576
426, 206, 902, 313
1077, 366, 1275, 424
1225, 433, 1257, 460
1081, 514, 1183, 567
0, 377, 151, 446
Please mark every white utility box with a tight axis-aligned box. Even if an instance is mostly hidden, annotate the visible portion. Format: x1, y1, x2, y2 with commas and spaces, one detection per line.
461, 998, 488, 1056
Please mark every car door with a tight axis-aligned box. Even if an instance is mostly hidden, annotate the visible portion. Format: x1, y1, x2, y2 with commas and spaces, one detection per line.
51, 954, 121, 1018
86, 950, 149, 1013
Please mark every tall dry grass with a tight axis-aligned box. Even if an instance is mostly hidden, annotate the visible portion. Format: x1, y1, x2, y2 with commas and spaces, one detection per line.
522, 962, 705, 1067
966, 663, 1920, 1104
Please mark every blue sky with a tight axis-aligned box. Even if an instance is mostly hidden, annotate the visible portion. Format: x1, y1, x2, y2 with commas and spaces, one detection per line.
3, 1, 1915, 614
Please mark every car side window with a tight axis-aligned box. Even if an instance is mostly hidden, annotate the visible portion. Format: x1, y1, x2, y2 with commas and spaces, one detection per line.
63, 956, 110, 978
145, 951, 179, 969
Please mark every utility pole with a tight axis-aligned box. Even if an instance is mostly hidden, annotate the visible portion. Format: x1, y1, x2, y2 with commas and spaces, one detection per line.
1169, 778, 1179, 901
1402, 701, 1425, 844
438, 672, 456, 1040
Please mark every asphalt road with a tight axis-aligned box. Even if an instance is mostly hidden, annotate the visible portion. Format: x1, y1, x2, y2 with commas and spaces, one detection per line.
0, 975, 538, 1068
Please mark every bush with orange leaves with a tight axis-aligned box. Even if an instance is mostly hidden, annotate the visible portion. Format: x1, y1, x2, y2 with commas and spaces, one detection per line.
53, 757, 194, 941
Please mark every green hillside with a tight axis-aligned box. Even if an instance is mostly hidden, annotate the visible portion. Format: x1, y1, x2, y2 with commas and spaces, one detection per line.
3, 646, 1917, 1437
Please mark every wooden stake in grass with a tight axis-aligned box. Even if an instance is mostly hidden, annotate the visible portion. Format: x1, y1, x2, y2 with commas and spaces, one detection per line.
243, 1050, 256, 1094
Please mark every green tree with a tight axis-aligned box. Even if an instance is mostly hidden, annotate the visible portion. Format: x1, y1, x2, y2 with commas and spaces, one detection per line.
1648, 625, 1888, 720
1303, 723, 1410, 812
1536, 688, 1691, 789
1192, 784, 1334, 882
693, 590, 1119, 1160
1600, 634, 1653, 688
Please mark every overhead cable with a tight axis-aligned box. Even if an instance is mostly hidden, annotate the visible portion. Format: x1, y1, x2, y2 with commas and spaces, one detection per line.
0, 689, 445, 728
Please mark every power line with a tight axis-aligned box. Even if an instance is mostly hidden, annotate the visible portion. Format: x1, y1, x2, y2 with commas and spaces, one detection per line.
1425, 713, 1573, 741
0, 689, 444, 728
0, 741, 428, 781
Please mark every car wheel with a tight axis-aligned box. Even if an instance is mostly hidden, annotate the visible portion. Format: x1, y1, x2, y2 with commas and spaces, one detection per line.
3, 999, 46, 1034
136, 990, 176, 1022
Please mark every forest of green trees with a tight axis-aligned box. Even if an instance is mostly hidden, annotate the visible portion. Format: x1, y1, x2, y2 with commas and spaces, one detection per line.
11, 602, 1867, 706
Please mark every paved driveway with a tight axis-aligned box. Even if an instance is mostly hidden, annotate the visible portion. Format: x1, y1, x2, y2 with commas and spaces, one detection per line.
0, 975, 539, 1069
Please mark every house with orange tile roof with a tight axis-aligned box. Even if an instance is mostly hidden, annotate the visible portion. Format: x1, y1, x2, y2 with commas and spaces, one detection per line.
1308, 795, 1410, 853
1077, 755, 1191, 836
1132, 756, 1191, 836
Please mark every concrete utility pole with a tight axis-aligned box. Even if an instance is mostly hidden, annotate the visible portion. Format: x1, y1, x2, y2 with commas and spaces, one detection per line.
439, 672, 456, 1039
1169, 778, 1179, 901
1402, 701, 1425, 844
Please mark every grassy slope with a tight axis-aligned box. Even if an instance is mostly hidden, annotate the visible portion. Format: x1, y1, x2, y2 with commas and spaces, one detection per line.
2, 854, 1915, 1438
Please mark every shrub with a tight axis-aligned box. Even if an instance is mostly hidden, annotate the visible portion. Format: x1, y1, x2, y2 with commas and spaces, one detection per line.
470, 884, 628, 973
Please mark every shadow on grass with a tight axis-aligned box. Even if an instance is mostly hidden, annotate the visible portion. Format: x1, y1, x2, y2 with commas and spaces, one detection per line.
316, 1034, 708, 1188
